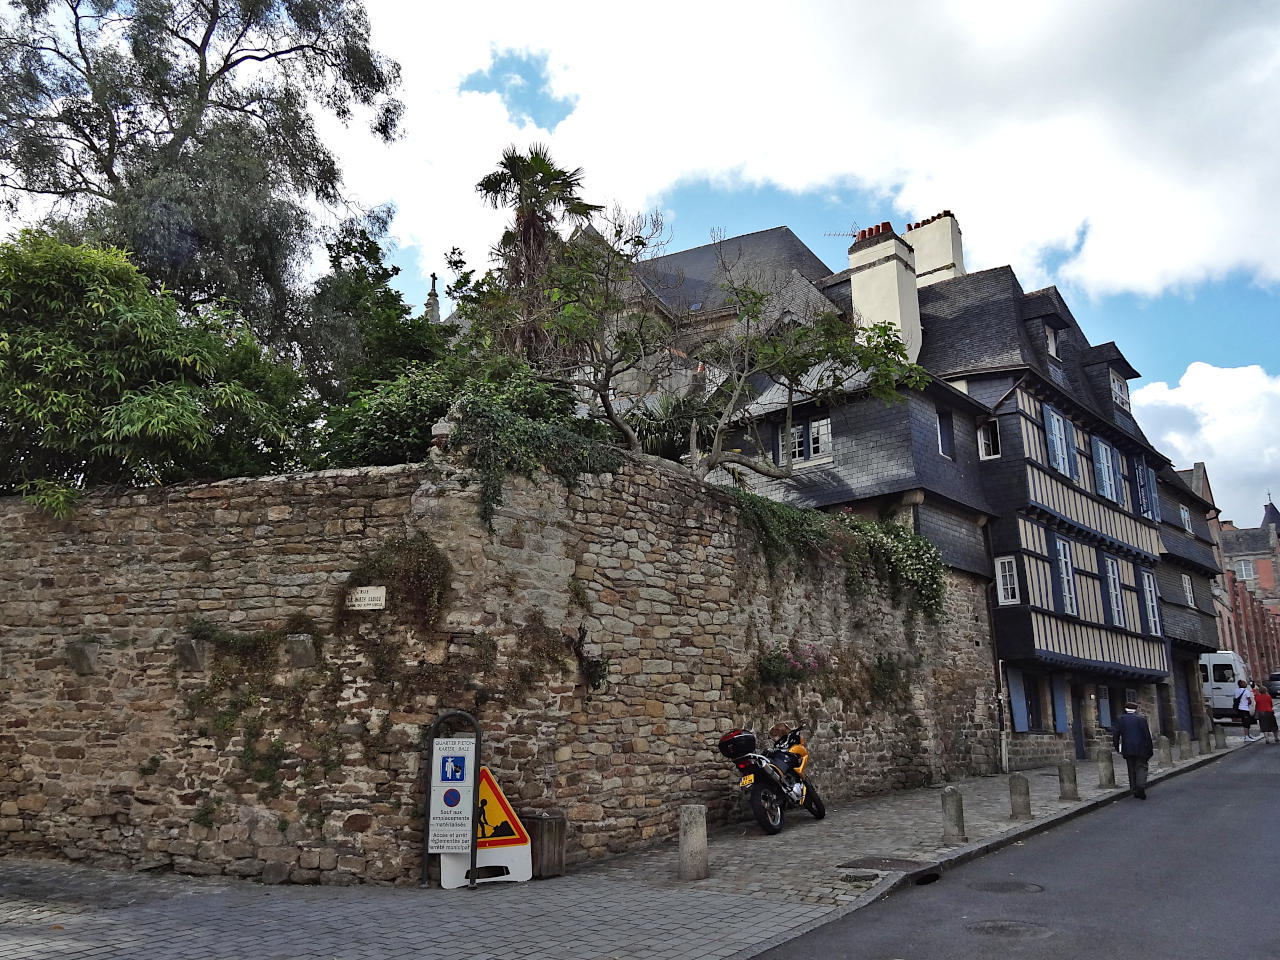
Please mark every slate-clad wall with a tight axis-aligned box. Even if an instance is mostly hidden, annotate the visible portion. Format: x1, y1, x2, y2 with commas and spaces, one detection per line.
915, 502, 990, 578
0, 454, 1000, 884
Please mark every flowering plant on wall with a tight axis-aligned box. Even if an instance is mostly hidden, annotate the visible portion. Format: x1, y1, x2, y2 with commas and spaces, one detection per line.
755, 638, 830, 687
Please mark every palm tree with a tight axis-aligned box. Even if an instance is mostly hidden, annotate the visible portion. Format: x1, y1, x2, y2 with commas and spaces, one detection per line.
476, 144, 601, 356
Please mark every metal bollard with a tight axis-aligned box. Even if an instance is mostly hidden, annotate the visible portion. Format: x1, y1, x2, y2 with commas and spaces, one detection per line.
1009, 773, 1033, 820
1097, 746, 1116, 789
1214, 724, 1227, 750
942, 785, 967, 844
678, 804, 709, 881
1199, 724, 1212, 755
1177, 731, 1191, 761
1058, 759, 1079, 801
1157, 735, 1172, 767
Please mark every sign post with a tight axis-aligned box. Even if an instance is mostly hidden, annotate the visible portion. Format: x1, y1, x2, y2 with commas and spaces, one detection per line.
423, 709, 481, 889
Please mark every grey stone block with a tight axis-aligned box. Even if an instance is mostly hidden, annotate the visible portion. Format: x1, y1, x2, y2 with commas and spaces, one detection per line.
65, 638, 101, 675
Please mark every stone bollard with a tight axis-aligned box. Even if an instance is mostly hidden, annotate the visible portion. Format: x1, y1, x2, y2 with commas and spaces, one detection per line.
1170, 735, 1182, 762
1009, 773, 1033, 820
1177, 731, 1191, 761
1157, 735, 1172, 767
942, 785, 968, 844
678, 804, 709, 881
1200, 724, 1212, 755
1058, 759, 1080, 801
1097, 746, 1116, 789
1214, 724, 1228, 750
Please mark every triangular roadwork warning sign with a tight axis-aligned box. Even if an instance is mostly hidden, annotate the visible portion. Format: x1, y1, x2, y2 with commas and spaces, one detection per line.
475, 766, 529, 849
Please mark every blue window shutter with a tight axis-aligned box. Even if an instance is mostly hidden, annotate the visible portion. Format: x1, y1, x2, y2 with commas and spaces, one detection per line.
1007, 667, 1029, 732
1091, 436, 1108, 496
1066, 423, 1081, 484
1134, 454, 1151, 517
1052, 675, 1069, 733
1111, 445, 1125, 506
1043, 404, 1062, 472
1148, 466, 1162, 522
1097, 549, 1113, 626
1047, 532, 1064, 613
1098, 689, 1112, 728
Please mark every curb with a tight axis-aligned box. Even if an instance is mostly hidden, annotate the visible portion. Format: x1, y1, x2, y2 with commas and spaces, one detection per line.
731, 740, 1247, 960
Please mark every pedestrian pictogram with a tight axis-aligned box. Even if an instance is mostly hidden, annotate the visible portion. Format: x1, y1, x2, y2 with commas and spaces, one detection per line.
475, 766, 529, 849
441, 755, 466, 781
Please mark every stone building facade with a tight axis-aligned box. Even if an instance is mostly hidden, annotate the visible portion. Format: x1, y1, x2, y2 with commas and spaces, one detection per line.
0, 453, 1000, 884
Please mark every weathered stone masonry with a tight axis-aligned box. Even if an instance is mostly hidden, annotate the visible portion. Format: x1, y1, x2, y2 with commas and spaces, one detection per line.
0, 453, 999, 883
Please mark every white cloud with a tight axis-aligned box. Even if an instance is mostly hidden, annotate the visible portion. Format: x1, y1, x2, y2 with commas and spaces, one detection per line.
1133, 362, 1280, 526
330, 1, 1280, 304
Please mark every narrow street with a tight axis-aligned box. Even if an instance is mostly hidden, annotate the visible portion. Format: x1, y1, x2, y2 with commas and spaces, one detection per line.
759, 746, 1280, 959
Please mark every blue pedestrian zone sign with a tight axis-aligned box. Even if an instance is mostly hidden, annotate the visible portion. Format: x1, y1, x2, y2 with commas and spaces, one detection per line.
441, 755, 467, 782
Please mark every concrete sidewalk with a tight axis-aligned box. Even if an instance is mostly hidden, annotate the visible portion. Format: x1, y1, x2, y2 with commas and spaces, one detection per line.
0, 734, 1253, 960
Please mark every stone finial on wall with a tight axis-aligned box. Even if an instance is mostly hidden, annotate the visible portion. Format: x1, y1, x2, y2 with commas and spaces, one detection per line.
174, 635, 208, 673
65, 637, 101, 675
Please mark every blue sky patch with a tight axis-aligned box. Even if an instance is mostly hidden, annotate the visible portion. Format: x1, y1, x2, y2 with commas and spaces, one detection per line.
459, 50, 577, 130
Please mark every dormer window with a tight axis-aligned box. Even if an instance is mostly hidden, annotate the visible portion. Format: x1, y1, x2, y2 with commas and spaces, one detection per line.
1110, 369, 1131, 411
1046, 324, 1060, 359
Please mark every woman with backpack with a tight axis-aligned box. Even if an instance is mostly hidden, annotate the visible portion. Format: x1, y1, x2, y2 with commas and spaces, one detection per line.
1234, 679, 1257, 741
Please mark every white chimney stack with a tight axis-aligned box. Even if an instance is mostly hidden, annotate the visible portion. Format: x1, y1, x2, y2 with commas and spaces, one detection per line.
903, 211, 965, 287
847, 221, 922, 362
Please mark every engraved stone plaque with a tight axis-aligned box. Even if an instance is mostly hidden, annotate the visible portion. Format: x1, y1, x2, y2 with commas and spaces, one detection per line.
345, 585, 387, 610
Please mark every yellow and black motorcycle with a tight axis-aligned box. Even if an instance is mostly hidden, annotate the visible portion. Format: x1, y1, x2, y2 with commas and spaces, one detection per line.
717, 724, 826, 834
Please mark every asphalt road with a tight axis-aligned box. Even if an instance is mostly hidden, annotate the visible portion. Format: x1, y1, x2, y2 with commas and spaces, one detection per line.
759, 744, 1280, 960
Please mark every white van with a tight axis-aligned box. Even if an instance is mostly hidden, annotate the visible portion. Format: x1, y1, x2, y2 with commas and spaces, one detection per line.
1199, 651, 1251, 720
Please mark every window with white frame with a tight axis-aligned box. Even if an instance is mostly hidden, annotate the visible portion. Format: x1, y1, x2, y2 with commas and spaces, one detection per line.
778, 416, 832, 464
1045, 408, 1071, 475
1182, 573, 1195, 606
1095, 441, 1115, 499
1236, 559, 1256, 581
996, 556, 1019, 605
1179, 504, 1193, 533
937, 408, 955, 459
1056, 538, 1078, 616
1105, 556, 1125, 628
978, 421, 1001, 459
1111, 369, 1131, 411
1142, 570, 1161, 635
1046, 324, 1060, 359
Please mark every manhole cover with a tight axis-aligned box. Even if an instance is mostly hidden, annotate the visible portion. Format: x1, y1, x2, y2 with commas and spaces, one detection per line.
967, 880, 1045, 893
965, 920, 1052, 940
837, 857, 927, 872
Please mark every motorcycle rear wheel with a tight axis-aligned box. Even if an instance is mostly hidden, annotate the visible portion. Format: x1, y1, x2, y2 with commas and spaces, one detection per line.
749, 781, 785, 834
802, 780, 826, 819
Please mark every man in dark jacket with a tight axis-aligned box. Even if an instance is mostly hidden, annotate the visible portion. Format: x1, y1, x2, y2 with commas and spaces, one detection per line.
1112, 701, 1155, 799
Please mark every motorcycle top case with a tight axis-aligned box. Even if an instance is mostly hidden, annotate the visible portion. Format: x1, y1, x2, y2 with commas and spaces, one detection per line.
718, 729, 758, 759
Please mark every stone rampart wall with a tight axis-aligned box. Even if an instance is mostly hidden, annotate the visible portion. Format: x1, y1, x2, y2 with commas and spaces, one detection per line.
0, 453, 1000, 883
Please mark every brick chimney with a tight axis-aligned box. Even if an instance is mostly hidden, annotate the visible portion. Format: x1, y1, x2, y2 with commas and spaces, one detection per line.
847, 221, 921, 362
904, 211, 965, 287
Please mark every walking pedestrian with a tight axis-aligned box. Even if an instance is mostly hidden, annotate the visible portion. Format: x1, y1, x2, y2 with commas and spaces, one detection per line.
1255, 684, 1277, 744
1112, 701, 1154, 800
1235, 679, 1257, 740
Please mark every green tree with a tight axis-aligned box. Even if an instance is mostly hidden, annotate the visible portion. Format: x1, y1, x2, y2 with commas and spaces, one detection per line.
474, 143, 602, 356
0, 232, 306, 514
0, 0, 402, 374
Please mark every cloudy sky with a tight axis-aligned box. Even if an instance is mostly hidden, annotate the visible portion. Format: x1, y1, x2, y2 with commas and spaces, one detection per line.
326, 0, 1280, 524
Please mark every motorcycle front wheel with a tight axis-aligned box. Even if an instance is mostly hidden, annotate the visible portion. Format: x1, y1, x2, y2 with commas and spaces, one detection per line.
749, 781, 784, 834
802, 780, 826, 819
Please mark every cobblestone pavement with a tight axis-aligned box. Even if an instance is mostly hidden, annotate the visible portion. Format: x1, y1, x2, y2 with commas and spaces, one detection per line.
0, 736, 1249, 960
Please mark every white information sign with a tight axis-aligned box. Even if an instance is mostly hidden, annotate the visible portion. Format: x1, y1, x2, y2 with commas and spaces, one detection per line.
345, 585, 387, 610
428, 736, 476, 854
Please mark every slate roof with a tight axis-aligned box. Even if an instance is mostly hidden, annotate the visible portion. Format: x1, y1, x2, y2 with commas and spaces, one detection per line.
915, 267, 1160, 458
1262, 501, 1280, 529
638, 226, 835, 315
1221, 526, 1276, 556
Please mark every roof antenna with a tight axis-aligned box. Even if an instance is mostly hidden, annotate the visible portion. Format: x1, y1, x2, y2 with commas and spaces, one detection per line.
824, 220, 860, 238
